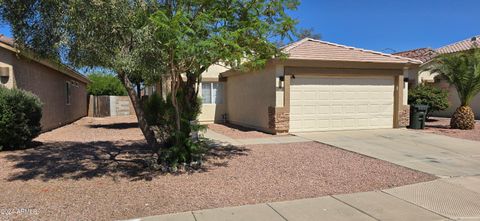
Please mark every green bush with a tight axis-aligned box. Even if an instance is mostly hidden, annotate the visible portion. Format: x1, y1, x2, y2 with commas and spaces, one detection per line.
0, 87, 43, 150
87, 72, 127, 96
408, 85, 449, 118
143, 93, 206, 169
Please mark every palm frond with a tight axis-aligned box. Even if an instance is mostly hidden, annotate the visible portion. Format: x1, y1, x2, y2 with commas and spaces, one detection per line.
427, 49, 480, 106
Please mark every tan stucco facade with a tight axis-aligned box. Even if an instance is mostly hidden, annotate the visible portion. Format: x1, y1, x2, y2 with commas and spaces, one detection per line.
411, 64, 480, 119
224, 62, 277, 132
222, 59, 414, 134
197, 64, 229, 124
0, 45, 89, 132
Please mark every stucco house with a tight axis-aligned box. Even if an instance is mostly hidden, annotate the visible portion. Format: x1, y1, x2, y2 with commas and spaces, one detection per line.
395, 35, 480, 119
198, 38, 421, 134
0, 35, 90, 131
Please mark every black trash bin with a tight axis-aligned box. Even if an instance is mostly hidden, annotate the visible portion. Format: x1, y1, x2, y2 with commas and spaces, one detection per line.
409, 104, 429, 129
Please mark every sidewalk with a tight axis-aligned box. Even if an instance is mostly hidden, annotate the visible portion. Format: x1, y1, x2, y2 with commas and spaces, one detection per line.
203, 129, 310, 146
130, 176, 480, 221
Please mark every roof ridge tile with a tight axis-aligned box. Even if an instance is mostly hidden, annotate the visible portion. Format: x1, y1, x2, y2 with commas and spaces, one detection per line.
285, 38, 421, 64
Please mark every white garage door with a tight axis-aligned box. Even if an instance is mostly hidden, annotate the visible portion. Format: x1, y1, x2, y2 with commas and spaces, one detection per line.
290, 76, 394, 132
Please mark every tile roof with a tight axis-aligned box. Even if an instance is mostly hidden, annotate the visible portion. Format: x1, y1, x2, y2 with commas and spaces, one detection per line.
282, 38, 422, 64
436, 36, 480, 54
0, 34, 90, 83
394, 35, 480, 64
393, 48, 438, 63
0, 34, 14, 46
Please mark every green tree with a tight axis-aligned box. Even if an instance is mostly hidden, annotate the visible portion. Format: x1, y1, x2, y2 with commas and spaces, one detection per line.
87, 72, 127, 96
0, 0, 299, 166
295, 27, 321, 40
429, 49, 480, 129
408, 85, 449, 119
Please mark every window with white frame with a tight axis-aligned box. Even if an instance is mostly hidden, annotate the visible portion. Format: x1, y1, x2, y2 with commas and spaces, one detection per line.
202, 82, 223, 104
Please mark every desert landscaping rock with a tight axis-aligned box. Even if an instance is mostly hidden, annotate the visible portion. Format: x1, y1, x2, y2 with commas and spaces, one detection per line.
207, 123, 272, 139
0, 116, 435, 220
424, 117, 480, 141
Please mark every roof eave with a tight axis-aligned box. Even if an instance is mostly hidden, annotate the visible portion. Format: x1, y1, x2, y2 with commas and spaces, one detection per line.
0, 42, 91, 84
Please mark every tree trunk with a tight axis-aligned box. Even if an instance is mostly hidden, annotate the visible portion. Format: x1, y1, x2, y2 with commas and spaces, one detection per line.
136, 83, 141, 98
170, 72, 182, 133
118, 72, 163, 151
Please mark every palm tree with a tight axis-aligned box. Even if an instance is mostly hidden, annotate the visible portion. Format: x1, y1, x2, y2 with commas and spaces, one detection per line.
429, 49, 480, 129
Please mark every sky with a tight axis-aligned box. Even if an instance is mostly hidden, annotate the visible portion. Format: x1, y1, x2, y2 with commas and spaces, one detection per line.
1, 0, 479, 53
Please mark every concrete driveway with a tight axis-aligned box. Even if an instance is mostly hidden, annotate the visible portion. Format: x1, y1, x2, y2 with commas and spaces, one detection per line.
294, 129, 480, 177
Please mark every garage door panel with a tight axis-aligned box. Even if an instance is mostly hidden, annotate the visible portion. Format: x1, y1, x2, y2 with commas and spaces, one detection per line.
290, 76, 394, 132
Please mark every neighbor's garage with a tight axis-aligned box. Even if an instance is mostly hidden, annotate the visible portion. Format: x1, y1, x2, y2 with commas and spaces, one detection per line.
289, 76, 395, 132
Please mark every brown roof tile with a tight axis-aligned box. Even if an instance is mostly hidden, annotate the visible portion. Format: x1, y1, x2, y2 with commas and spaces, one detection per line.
393, 48, 438, 63
0, 34, 14, 46
282, 38, 422, 64
437, 36, 480, 54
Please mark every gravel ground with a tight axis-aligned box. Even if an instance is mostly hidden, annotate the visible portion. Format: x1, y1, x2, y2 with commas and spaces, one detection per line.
423, 117, 480, 141
0, 116, 435, 221
207, 123, 272, 139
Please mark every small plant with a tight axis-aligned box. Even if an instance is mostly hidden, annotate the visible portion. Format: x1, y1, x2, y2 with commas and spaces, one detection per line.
87, 72, 127, 96
408, 84, 449, 119
0, 87, 43, 150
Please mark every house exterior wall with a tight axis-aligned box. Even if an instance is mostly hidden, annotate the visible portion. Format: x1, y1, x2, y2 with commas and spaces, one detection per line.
225, 63, 276, 132
435, 81, 480, 119
198, 64, 229, 124
0, 47, 88, 132
222, 60, 412, 133
412, 63, 480, 119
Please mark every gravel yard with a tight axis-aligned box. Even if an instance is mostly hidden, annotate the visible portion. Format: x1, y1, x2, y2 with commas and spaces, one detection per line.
207, 123, 273, 139
424, 117, 480, 141
0, 116, 435, 221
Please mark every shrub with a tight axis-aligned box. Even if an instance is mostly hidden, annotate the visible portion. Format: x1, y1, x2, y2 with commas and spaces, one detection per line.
87, 72, 127, 96
143, 93, 206, 169
408, 84, 449, 118
0, 87, 43, 150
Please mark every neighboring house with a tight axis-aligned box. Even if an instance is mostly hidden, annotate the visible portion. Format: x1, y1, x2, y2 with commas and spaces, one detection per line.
395, 36, 480, 119
217, 38, 420, 134
0, 35, 90, 131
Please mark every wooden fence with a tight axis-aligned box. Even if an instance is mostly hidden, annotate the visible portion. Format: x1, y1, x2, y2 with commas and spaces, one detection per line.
88, 95, 134, 117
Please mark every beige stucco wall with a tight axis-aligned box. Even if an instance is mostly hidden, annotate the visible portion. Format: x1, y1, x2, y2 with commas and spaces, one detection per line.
434, 81, 480, 119
197, 64, 229, 123
0, 47, 88, 131
411, 63, 479, 119
198, 102, 226, 123
225, 63, 276, 132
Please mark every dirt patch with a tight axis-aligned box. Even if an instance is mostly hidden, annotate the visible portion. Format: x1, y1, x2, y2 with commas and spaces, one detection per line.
207, 123, 272, 139
423, 117, 480, 141
0, 116, 436, 220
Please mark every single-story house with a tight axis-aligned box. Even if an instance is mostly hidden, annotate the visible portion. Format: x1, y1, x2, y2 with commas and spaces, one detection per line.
199, 38, 421, 134
0, 35, 90, 131
395, 35, 480, 119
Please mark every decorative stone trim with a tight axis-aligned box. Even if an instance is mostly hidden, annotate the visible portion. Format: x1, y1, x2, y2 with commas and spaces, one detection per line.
268, 106, 289, 134
398, 105, 410, 127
